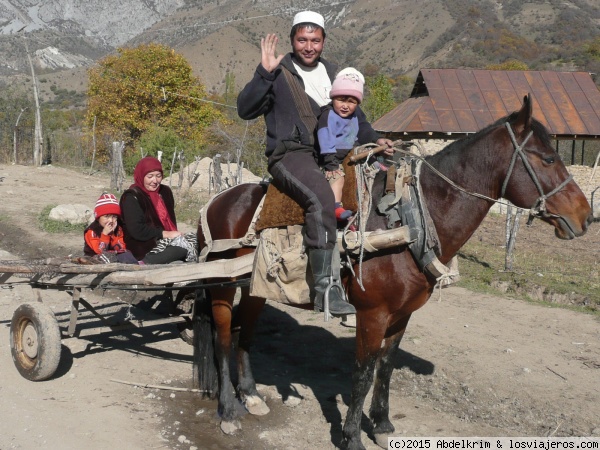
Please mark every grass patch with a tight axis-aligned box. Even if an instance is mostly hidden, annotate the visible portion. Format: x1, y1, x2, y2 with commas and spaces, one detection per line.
174, 189, 212, 227
456, 214, 600, 315
37, 189, 209, 235
38, 205, 87, 233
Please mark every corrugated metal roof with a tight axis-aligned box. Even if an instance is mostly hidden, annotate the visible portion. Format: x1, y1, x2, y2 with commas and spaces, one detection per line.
373, 69, 600, 138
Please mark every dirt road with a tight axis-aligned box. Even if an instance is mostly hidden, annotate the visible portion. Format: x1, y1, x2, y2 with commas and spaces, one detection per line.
0, 164, 599, 450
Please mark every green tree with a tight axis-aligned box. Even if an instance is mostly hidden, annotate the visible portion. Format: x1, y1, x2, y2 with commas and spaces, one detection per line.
392, 75, 415, 102
362, 74, 396, 122
209, 116, 268, 179
486, 59, 529, 71
124, 124, 205, 175
0, 88, 32, 163
224, 70, 236, 106
586, 37, 600, 61
86, 43, 223, 157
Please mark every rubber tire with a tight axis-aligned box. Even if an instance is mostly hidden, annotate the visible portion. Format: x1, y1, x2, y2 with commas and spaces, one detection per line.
10, 302, 62, 381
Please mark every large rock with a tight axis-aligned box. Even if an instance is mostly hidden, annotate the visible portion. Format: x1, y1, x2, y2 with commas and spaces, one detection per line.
49, 204, 93, 225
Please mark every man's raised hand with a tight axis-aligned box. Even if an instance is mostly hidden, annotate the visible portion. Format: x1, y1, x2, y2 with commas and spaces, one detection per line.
260, 34, 284, 73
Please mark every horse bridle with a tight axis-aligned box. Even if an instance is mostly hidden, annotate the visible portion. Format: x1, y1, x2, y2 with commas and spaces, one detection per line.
501, 122, 573, 225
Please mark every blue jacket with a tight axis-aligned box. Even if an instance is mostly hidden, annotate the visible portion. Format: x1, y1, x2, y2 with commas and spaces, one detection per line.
317, 104, 381, 170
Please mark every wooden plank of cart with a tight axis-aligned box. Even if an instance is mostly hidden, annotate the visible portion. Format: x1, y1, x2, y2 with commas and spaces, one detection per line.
0, 253, 254, 381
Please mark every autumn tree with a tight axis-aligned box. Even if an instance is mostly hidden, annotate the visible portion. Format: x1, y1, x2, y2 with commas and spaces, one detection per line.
87, 43, 223, 160
362, 73, 396, 123
486, 59, 529, 71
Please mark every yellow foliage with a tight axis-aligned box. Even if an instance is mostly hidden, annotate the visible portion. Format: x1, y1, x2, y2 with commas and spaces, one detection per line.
486, 59, 530, 71
86, 43, 223, 155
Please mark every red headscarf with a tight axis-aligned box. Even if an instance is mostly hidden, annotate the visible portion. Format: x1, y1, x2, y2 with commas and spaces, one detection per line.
132, 156, 177, 231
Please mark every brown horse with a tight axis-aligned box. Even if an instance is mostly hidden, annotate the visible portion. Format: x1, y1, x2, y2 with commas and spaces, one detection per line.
195, 95, 592, 448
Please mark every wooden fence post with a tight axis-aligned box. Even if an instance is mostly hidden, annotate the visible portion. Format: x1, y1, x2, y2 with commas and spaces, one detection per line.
110, 141, 126, 192
177, 151, 184, 189
504, 204, 522, 271
88, 116, 97, 175
169, 149, 177, 188
211, 153, 222, 193
187, 156, 201, 188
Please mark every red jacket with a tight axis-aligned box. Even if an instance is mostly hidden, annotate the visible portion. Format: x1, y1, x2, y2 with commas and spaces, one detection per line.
83, 223, 127, 256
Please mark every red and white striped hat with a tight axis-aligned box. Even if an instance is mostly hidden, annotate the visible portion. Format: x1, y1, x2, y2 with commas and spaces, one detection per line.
94, 193, 121, 219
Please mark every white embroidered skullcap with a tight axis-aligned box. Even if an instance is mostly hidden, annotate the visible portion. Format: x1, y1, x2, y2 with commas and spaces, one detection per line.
292, 11, 325, 29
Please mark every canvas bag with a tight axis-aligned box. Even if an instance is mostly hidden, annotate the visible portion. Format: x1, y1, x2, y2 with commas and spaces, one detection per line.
250, 225, 313, 304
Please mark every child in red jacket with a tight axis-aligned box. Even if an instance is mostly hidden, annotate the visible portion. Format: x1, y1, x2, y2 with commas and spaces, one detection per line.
84, 193, 138, 264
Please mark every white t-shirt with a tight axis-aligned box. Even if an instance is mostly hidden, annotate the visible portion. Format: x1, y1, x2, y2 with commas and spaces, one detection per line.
293, 61, 331, 107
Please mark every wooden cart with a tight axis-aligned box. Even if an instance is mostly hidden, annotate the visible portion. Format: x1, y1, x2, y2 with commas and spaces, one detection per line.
0, 254, 254, 381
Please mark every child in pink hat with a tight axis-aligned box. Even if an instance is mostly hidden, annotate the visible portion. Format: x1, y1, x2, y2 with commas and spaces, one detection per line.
317, 67, 379, 221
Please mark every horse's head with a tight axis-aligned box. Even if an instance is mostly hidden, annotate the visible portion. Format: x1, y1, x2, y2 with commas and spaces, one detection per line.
501, 94, 592, 239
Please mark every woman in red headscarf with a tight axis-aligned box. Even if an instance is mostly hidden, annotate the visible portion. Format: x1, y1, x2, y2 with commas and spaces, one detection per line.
120, 156, 196, 264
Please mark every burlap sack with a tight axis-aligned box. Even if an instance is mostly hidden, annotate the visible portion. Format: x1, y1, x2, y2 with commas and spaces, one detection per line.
250, 225, 313, 304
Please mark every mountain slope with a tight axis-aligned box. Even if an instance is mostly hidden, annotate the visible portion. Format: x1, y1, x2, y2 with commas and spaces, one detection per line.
0, 0, 598, 99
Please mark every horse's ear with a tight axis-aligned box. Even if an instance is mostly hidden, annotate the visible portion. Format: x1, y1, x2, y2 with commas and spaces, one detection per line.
513, 93, 533, 133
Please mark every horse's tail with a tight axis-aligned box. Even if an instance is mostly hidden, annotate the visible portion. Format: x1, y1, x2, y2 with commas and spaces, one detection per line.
192, 287, 219, 399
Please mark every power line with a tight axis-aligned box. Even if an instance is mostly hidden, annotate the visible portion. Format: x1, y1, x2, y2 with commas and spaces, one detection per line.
92, 64, 238, 109
165, 88, 237, 109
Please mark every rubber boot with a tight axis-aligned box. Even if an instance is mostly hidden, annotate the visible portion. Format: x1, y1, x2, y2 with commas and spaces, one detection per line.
308, 248, 356, 316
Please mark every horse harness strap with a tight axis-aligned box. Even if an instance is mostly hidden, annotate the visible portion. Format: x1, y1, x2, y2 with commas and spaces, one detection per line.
376, 158, 456, 281
400, 160, 442, 270
502, 122, 573, 225
281, 66, 317, 146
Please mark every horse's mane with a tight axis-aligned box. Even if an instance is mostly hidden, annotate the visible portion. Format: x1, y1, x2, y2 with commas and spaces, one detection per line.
426, 111, 554, 164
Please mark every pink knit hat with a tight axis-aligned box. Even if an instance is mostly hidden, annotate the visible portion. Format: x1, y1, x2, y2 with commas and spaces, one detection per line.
330, 67, 365, 103
94, 193, 121, 219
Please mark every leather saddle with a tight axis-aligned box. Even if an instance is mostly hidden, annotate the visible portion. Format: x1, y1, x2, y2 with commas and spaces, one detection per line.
256, 156, 358, 232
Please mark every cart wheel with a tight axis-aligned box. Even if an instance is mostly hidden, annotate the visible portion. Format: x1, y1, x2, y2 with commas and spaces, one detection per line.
175, 288, 196, 345
10, 302, 62, 381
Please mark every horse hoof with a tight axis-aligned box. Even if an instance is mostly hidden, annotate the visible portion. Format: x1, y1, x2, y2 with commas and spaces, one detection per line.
243, 394, 270, 416
374, 433, 389, 449
220, 420, 241, 435
343, 439, 367, 450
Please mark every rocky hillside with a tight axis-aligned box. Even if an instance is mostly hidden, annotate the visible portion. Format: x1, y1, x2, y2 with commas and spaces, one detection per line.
0, 0, 598, 98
